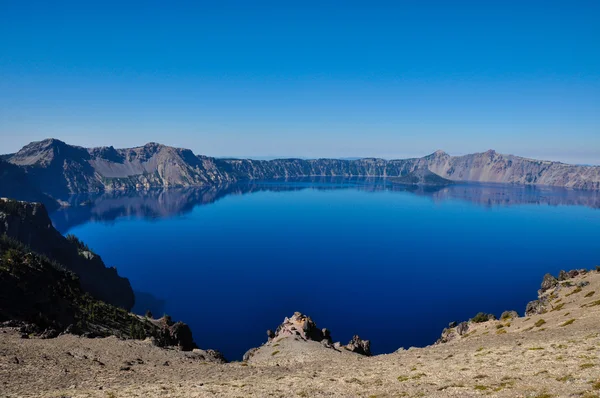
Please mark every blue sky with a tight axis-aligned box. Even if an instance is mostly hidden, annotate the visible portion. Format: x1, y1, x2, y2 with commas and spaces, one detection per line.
1, 1, 599, 164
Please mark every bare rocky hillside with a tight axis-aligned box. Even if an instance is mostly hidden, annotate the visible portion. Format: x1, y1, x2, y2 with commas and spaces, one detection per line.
2, 269, 600, 397
2, 139, 599, 202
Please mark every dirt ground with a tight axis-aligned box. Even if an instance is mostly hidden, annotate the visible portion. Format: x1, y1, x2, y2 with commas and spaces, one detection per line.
2, 271, 600, 398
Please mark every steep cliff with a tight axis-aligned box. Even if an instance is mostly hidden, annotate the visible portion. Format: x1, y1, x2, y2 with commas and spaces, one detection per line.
3, 139, 599, 198
0, 234, 218, 354
0, 198, 134, 310
6, 139, 232, 197
0, 159, 59, 210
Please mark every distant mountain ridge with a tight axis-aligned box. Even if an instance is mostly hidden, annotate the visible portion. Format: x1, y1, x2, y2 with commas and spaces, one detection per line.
1, 139, 599, 202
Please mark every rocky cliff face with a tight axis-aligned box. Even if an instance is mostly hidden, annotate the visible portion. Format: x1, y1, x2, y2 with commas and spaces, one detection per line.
0, 234, 216, 354
0, 198, 134, 310
426, 149, 600, 190
6, 139, 233, 197
3, 139, 599, 199
0, 160, 59, 210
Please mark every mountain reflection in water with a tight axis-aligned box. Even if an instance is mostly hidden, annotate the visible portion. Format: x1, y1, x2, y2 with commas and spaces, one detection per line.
51, 178, 599, 234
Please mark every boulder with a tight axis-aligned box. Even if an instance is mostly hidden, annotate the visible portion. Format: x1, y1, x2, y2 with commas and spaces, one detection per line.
346, 335, 371, 356
456, 322, 469, 336
558, 270, 569, 281
568, 270, 580, 278
540, 273, 558, 292
165, 322, 195, 351
321, 339, 333, 348
525, 298, 547, 316
322, 328, 332, 343
39, 328, 59, 339
243, 347, 258, 362
272, 312, 328, 342
204, 349, 227, 363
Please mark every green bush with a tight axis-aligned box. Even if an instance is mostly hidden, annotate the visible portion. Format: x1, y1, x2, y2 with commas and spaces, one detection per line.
471, 312, 495, 323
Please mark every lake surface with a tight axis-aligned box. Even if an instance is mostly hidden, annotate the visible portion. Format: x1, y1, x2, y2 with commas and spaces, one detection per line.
50, 179, 600, 360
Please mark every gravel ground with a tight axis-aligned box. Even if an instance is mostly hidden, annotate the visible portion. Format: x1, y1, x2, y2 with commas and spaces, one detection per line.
2, 272, 600, 398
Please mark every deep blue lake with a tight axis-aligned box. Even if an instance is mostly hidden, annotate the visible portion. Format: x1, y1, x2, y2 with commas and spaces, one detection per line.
50, 179, 600, 360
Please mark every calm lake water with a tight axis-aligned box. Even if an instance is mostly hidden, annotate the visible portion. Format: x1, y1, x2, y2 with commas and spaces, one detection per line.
50, 179, 600, 360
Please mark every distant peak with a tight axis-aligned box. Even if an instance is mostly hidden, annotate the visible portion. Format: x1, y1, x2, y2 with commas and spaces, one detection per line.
428, 149, 449, 158
143, 142, 164, 148
16, 138, 68, 153
38, 138, 67, 147
139, 142, 167, 153
484, 149, 497, 156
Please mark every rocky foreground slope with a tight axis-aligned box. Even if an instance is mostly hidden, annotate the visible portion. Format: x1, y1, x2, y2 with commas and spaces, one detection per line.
0, 198, 134, 309
2, 139, 599, 203
2, 268, 600, 397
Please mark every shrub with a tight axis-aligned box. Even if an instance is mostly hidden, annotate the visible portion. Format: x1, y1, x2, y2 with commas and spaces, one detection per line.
500, 311, 518, 320
560, 319, 575, 327
471, 312, 495, 323
66, 234, 91, 252
534, 319, 546, 327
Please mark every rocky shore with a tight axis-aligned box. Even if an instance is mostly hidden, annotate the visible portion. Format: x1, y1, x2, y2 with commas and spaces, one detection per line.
2, 267, 600, 397
2, 199, 600, 396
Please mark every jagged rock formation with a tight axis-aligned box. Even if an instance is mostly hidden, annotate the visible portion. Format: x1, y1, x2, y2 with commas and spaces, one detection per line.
525, 269, 590, 316
3, 268, 600, 396
389, 167, 454, 186
0, 198, 134, 310
244, 312, 371, 361
2, 139, 599, 202
437, 268, 595, 344
0, 233, 216, 355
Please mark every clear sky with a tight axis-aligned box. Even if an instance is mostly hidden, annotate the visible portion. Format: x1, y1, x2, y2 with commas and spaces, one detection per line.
1, 1, 599, 164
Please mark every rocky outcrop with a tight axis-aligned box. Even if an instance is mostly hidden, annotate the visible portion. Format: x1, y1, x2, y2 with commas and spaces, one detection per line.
526, 269, 590, 316
3, 139, 599, 201
244, 312, 371, 360
0, 226, 220, 358
0, 198, 134, 310
525, 299, 548, 317
270, 312, 331, 342
437, 268, 597, 344
153, 317, 196, 351
345, 335, 371, 356
540, 273, 558, 293
0, 233, 217, 356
